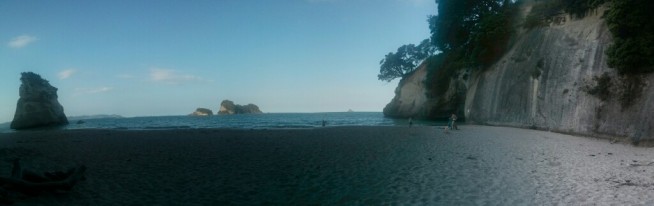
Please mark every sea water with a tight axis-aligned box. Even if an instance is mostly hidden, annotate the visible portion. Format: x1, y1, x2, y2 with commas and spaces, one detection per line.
0, 112, 446, 132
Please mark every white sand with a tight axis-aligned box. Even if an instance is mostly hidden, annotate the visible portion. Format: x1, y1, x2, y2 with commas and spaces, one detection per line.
0, 126, 652, 205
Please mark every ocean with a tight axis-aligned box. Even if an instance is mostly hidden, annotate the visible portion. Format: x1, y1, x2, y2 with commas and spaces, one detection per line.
0, 112, 445, 132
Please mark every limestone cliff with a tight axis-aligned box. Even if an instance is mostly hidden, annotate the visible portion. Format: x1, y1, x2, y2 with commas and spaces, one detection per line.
383, 62, 430, 118
384, 60, 469, 120
11, 72, 68, 129
466, 6, 653, 142
218, 100, 262, 115
386, 6, 654, 142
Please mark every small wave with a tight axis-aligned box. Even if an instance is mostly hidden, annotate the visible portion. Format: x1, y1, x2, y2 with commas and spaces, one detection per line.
262, 125, 317, 129
142, 126, 192, 130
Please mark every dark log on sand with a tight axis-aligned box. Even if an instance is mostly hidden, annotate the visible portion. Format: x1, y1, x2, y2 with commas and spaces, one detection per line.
0, 159, 86, 197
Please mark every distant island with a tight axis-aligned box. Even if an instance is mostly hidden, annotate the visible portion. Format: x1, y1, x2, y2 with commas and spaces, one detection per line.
189, 108, 213, 116
218, 100, 262, 115
68, 114, 124, 121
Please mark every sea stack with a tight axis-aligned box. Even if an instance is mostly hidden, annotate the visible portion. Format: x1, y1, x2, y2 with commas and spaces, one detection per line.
10, 72, 69, 130
218, 100, 262, 114
190, 108, 214, 116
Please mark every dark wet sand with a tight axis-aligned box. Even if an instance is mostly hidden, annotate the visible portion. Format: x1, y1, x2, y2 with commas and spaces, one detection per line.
0, 126, 652, 205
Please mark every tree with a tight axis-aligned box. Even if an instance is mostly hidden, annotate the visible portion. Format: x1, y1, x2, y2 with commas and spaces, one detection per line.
429, 0, 516, 68
379, 0, 518, 82
605, 0, 654, 74
377, 39, 435, 82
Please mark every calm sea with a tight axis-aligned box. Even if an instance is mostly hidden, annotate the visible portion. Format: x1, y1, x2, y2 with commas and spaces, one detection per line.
0, 112, 445, 132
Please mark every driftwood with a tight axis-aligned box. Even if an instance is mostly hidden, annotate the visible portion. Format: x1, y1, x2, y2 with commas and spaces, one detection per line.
0, 159, 86, 203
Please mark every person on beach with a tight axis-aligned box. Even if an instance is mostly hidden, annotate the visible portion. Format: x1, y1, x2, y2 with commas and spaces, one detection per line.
449, 113, 458, 130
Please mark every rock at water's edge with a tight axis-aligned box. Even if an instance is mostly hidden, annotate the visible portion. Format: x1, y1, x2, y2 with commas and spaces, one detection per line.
218, 100, 262, 115
10, 72, 68, 129
190, 108, 214, 116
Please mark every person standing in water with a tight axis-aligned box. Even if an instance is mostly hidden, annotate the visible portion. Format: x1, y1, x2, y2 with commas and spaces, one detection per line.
409, 117, 413, 127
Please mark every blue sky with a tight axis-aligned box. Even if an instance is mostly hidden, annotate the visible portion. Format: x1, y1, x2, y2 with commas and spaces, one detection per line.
0, 0, 435, 122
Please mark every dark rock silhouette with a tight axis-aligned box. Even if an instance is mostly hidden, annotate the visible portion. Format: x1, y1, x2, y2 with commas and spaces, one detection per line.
218, 100, 262, 115
190, 108, 213, 116
10, 72, 68, 130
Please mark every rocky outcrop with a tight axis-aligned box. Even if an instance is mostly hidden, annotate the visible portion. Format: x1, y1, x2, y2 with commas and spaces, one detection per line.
386, 6, 654, 142
190, 108, 213, 116
218, 100, 262, 115
383, 63, 430, 119
10, 72, 68, 129
383, 62, 468, 120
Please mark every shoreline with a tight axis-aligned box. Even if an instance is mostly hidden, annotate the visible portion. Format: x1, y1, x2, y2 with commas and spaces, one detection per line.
2, 123, 650, 147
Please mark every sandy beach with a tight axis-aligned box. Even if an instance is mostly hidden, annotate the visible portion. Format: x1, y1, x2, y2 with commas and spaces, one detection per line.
0, 125, 653, 205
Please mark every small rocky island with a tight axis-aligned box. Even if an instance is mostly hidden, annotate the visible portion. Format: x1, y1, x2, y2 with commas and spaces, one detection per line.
10, 72, 69, 130
190, 108, 213, 116
218, 100, 262, 115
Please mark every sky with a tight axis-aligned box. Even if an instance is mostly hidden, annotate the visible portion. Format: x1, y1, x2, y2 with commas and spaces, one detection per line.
0, 0, 436, 123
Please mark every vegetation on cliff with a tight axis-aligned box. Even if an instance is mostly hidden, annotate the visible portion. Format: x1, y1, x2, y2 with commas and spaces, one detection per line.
523, 0, 653, 108
379, 0, 519, 117
604, 0, 654, 74
378, 0, 519, 87
377, 39, 435, 82
524, 0, 654, 74
379, 0, 654, 118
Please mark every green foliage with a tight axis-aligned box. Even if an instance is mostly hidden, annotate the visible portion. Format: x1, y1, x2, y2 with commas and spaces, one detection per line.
619, 76, 644, 109
523, 0, 606, 29
471, 8, 515, 66
563, 0, 607, 18
585, 73, 612, 101
523, 0, 564, 29
423, 54, 453, 98
604, 0, 654, 74
378, 39, 435, 82
428, 0, 518, 71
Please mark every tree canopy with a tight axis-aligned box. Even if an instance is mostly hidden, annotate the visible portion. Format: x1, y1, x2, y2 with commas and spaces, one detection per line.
605, 0, 654, 74
429, 0, 516, 67
377, 39, 435, 82
378, 0, 517, 82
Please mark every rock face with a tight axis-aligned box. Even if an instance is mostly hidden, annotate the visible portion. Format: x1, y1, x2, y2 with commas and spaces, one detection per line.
385, 6, 654, 142
218, 100, 262, 115
383, 61, 468, 120
10, 72, 68, 129
465, 6, 654, 142
190, 108, 213, 116
383, 63, 430, 119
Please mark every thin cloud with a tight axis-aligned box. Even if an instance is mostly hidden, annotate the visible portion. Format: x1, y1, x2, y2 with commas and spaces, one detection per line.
8, 35, 38, 48
73, 87, 113, 96
149, 68, 203, 84
116, 74, 135, 79
58, 69, 76, 80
